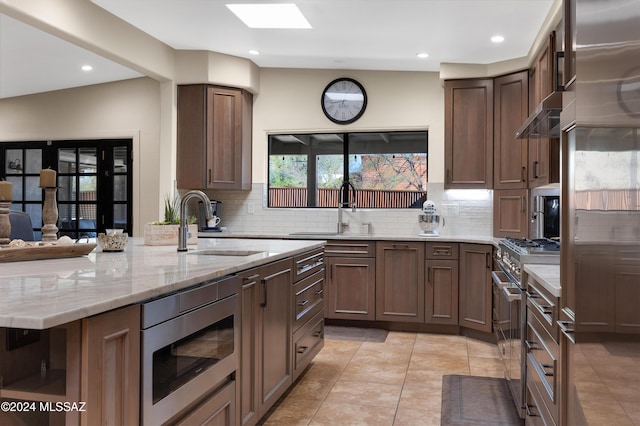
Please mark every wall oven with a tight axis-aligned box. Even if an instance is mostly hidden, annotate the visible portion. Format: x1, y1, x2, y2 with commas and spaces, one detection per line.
141, 275, 239, 425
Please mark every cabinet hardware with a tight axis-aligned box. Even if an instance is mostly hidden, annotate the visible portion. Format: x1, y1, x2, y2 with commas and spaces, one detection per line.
541, 364, 554, 376
208, 168, 212, 184
312, 331, 322, 338
427, 266, 432, 283
520, 196, 525, 212
392, 244, 410, 249
521, 166, 526, 182
260, 278, 267, 307
242, 274, 260, 282
297, 346, 308, 354
525, 339, 539, 351
314, 289, 324, 295
533, 161, 539, 179
298, 299, 309, 307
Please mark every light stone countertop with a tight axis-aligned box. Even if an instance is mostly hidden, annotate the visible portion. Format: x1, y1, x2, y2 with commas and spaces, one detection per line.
523, 264, 561, 297
0, 237, 324, 330
200, 231, 502, 247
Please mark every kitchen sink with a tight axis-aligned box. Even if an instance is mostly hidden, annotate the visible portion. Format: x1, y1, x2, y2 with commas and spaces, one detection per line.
190, 249, 264, 256
288, 232, 341, 236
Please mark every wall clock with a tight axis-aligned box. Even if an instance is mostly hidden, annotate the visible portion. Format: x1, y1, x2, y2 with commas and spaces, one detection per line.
321, 78, 367, 124
617, 66, 640, 118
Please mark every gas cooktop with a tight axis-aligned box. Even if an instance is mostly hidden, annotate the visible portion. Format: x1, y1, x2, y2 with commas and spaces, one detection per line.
501, 237, 560, 256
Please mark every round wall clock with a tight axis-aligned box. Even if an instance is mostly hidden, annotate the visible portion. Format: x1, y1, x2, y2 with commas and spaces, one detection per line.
617, 66, 640, 118
321, 78, 367, 124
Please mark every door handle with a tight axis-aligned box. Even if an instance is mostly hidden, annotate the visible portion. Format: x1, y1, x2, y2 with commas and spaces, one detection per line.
260, 278, 267, 307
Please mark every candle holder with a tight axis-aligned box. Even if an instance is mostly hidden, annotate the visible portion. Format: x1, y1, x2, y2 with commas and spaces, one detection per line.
0, 200, 11, 245
41, 187, 59, 242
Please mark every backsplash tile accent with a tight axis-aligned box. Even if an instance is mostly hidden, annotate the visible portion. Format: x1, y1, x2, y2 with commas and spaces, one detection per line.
207, 183, 493, 237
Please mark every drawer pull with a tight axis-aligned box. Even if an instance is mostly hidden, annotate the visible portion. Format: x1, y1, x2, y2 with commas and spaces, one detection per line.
525, 404, 538, 417
297, 346, 308, 354
312, 331, 323, 338
525, 340, 539, 351
392, 244, 410, 249
298, 299, 310, 307
558, 320, 575, 343
433, 248, 451, 256
541, 364, 554, 376
314, 289, 324, 295
242, 273, 260, 281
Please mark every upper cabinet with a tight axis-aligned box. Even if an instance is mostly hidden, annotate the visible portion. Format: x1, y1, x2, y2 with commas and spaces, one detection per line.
177, 85, 253, 190
494, 71, 529, 190
444, 79, 494, 189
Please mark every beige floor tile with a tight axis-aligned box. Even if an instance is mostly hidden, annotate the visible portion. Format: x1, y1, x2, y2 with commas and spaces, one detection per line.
393, 383, 442, 426
262, 398, 323, 426
468, 356, 505, 378
465, 338, 501, 359
324, 381, 403, 408
412, 337, 468, 355
340, 359, 409, 385
309, 400, 396, 426
384, 331, 417, 345
410, 352, 470, 373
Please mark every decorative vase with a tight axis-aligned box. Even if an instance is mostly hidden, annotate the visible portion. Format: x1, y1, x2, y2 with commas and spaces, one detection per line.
144, 224, 198, 246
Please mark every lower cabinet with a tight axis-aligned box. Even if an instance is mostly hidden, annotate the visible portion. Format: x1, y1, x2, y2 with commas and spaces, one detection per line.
239, 257, 293, 426
174, 381, 236, 426
459, 243, 493, 333
425, 259, 459, 325
325, 241, 376, 321
376, 241, 425, 322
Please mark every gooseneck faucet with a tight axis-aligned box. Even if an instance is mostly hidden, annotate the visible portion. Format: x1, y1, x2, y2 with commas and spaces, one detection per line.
178, 190, 213, 251
337, 180, 357, 234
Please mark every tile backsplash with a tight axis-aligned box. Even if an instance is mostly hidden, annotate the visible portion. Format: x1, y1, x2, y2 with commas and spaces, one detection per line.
206, 183, 493, 237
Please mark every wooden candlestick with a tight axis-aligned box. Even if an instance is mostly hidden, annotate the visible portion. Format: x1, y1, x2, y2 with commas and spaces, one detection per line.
0, 201, 10, 245
42, 187, 59, 242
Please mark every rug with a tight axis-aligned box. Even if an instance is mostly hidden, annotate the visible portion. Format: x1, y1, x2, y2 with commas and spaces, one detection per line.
441, 375, 524, 426
324, 325, 388, 343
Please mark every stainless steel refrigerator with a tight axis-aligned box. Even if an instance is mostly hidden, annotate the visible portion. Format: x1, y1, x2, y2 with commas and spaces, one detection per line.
559, 0, 640, 424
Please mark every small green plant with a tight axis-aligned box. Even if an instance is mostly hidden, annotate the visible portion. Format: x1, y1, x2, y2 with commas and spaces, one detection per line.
150, 194, 196, 225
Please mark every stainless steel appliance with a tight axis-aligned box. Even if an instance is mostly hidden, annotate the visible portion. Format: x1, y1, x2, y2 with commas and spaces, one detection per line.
141, 275, 239, 425
199, 200, 222, 232
532, 195, 560, 240
493, 237, 560, 418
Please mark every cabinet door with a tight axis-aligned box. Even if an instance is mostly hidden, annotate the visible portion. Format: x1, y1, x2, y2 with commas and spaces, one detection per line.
375, 242, 425, 322
425, 259, 459, 325
326, 257, 376, 320
575, 245, 615, 333
493, 189, 529, 238
257, 259, 293, 415
494, 71, 528, 189
81, 304, 140, 426
239, 268, 260, 426
207, 86, 251, 190
445, 79, 493, 189
459, 244, 493, 332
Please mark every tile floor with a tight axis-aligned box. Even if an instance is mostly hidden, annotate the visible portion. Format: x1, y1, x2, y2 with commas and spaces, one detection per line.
260, 329, 504, 425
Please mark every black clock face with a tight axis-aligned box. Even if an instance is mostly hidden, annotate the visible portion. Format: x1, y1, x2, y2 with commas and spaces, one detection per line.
321, 78, 367, 124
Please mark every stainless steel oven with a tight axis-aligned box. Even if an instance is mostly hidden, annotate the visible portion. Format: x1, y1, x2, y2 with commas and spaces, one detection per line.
141, 275, 239, 425
494, 237, 560, 419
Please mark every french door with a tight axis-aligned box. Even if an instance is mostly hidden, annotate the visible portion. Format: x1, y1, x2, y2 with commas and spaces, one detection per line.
1, 139, 133, 239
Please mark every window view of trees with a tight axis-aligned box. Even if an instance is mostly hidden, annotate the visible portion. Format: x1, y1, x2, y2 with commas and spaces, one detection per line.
268, 131, 427, 208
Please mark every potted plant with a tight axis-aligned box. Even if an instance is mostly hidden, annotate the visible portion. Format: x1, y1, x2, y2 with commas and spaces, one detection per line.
144, 194, 198, 246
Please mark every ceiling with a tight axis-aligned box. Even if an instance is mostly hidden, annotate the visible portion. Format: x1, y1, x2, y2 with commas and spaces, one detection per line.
0, 0, 555, 99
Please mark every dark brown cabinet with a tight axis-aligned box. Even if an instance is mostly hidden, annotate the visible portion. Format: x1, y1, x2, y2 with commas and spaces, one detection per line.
375, 241, 425, 322
177, 84, 252, 190
425, 242, 459, 325
444, 79, 494, 189
324, 241, 376, 321
493, 188, 529, 238
238, 257, 293, 426
528, 33, 560, 188
459, 243, 493, 332
493, 71, 529, 190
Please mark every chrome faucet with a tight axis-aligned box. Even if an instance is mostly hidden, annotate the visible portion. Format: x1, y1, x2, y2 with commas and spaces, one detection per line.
337, 181, 356, 234
178, 190, 213, 251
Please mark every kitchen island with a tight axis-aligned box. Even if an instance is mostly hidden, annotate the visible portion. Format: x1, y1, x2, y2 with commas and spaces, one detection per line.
0, 237, 325, 425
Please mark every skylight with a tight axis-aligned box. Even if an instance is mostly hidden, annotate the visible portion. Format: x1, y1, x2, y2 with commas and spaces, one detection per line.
226, 3, 311, 29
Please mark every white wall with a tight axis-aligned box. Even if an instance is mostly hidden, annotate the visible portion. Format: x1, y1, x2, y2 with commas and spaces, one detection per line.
0, 77, 161, 236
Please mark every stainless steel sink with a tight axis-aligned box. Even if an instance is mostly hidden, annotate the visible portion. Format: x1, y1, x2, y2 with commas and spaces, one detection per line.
190, 249, 264, 256
288, 232, 341, 236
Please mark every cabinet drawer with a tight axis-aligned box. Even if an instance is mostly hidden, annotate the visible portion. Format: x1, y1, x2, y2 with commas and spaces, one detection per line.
525, 374, 556, 426
526, 279, 558, 343
293, 248, 324, 282
293, 269, 324, 332
526, 312, 559, 423
425, 242, 459, 259
292, 311, 324, 380
325, 241, 375, 257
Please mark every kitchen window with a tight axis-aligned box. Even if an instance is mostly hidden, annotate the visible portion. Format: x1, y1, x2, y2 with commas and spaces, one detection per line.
1, 139, 132, 239
268, 131, 428, 208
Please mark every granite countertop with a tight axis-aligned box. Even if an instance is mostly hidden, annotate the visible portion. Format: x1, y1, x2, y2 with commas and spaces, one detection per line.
200, 231, 501, 247
523, 264, 561, 297
0, 237, 324, 330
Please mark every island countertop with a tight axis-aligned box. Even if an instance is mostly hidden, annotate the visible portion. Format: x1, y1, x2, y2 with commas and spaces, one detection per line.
0, 237, 324, 330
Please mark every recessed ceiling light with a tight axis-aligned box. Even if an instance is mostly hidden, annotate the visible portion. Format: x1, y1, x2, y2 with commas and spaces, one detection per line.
248, 49, 260, 55
81, 65, 93, 71
226, 4, 311, 29
416, 52, 429, 59
491, 35, 505, 43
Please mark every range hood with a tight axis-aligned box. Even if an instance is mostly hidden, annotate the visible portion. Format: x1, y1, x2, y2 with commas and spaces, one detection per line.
515, 90, 562, 139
